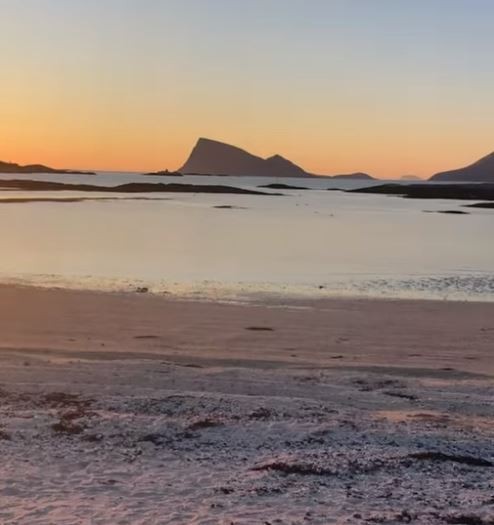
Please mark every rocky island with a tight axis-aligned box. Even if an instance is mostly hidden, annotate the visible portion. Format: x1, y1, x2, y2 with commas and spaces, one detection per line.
332, 172, 374, 180
143, 169, 183, 177
0, 160, 95, 175
179, 138, 377, 180
179, 138, 310, 178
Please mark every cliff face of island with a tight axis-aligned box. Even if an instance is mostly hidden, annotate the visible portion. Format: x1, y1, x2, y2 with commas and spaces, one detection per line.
0, 161, 94, 175
430, 151, 494, 182
179, 138, 375, 179
179, 138, 309, 177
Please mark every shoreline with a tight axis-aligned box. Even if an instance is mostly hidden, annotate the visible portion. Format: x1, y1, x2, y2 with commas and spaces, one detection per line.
2, 273, 494, 307
4, 278, 494, 306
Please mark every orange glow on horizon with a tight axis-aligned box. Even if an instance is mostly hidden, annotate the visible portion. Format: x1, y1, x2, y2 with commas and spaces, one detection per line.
1, 128, 491, 180
2, 2, 494, 179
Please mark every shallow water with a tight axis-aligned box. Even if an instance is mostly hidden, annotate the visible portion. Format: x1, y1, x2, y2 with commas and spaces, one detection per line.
0, 172, 493, 302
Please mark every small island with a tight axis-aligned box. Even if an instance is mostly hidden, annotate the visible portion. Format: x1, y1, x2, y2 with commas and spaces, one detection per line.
331, 172, 375, 180
400, 175, 422, 181
0, 160, 95, 175
143, 169, 183, 177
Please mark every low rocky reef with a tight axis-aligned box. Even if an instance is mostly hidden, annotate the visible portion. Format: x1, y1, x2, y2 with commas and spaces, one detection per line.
142, 170, 183, 177
349, 183, 494, 201
258, 183, 310, 190
465, 202, 494, 209
0, 179, 279, 196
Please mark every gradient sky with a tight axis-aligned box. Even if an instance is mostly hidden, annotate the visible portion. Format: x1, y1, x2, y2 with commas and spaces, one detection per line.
1, 0, 494, 178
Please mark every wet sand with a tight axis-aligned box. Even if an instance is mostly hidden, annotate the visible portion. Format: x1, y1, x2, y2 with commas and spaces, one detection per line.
0, 285, 493, 524
1, 284, 493, 374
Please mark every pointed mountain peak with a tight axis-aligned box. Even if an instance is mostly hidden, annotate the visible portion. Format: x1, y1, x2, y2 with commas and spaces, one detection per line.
179, 138, 310, 177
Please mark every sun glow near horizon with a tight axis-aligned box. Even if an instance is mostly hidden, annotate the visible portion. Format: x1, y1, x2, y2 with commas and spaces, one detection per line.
2, 0, 494, 178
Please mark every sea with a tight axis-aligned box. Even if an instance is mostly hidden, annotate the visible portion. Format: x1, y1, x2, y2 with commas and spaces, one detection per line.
0, 172, 493, 303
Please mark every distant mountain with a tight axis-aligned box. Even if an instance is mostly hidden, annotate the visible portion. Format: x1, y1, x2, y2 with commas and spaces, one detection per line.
401, 175, 421, 181
430, 151, 494, 182
179, 138, 379, 179
179, 138, 310, 177
0, 160, 94, 175
332, 172, 375, 180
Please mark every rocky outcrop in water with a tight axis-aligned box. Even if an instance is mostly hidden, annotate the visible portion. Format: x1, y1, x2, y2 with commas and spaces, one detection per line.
332, 172, 374, 180
0, 161, 95, 175
350, 183, 494, 200
143, 170, 183, 177
179, 138, 379, 179
179, 138, 310, 178
258, 183, 310, 190
0, 179, 278, 195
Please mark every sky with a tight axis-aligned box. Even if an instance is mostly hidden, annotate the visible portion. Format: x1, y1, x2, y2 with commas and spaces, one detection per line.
1, 0, 494, 178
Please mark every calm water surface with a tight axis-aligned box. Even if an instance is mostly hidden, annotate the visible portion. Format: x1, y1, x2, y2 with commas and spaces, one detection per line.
0, 172, 493, 302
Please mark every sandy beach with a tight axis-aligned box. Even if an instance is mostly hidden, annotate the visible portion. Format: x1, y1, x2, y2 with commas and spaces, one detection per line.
0, 285, 493, 524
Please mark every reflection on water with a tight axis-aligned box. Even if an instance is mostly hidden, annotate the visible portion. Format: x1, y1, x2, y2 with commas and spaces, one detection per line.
0, 172, 493, 302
